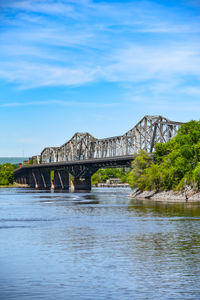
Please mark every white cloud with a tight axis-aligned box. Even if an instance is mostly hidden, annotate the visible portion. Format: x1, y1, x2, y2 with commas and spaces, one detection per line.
0, 0, 200, 89
0, 42, 200, 89
0, 99, 120, 108
103, 44, 200, 82
181, 86, 200, 96
0, 0, 75, 16
0, 62, 98, 88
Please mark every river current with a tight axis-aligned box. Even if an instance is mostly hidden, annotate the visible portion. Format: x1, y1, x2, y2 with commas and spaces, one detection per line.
0, 187, 200, 300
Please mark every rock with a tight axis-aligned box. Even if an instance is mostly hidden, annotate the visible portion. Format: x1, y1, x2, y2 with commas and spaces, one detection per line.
130, 189, 200, 202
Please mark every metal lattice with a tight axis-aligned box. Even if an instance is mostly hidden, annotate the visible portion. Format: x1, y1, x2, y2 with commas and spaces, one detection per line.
39, 115, 183, 164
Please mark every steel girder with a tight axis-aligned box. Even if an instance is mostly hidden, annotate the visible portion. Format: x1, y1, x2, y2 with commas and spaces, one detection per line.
39, 115, 183, 164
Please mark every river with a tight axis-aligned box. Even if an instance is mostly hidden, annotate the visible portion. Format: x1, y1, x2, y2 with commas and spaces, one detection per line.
0, 187, 200, 299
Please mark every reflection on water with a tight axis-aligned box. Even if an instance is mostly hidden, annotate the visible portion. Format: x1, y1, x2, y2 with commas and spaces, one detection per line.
0, 187, 200, 299
129, 198, 200, 217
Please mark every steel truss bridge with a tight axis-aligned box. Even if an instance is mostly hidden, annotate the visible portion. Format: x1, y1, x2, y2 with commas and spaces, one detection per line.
14, 115, 183, 191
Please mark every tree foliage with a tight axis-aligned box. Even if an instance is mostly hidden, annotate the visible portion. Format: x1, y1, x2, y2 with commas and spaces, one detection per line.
128, 120, 200, 192
0, 163, 16, 185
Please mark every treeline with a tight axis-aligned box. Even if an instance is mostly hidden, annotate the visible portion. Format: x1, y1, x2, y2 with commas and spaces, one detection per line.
127, 120, 200, 192
0, 163, 16, 185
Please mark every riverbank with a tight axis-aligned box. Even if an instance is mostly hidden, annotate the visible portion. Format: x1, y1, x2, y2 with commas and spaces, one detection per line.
0, 182, 28, 188
130, 188, 200, 202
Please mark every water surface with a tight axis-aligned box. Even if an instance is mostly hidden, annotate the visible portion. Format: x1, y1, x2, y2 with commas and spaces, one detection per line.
1, 187, 200, 299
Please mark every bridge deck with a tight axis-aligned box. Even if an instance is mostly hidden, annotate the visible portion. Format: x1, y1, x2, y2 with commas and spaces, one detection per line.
14, 155, 134, 174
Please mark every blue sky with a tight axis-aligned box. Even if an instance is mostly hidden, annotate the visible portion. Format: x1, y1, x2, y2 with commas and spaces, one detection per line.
0, 0, 200, 156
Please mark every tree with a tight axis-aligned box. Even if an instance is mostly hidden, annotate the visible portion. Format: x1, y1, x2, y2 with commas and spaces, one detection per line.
127, 150, 153, 190
0, 163, 16, 185
128, 120, 200, 191
193, 163, 200, 190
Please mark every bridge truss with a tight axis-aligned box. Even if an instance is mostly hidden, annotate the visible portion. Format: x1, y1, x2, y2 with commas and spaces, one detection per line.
39, 115, 183, 164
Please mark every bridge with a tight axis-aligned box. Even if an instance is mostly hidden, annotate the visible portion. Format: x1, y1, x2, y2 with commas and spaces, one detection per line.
14, 115, 183, 191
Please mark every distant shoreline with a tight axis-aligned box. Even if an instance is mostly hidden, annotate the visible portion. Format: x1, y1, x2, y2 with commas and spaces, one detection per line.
95, 183, 130, 188
0, 183, 130, 189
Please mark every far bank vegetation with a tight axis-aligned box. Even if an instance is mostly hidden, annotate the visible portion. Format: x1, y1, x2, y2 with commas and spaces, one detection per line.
91, 168, 130, 186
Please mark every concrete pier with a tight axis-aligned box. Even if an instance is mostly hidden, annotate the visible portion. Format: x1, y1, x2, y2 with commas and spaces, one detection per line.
72, 178, 91, 191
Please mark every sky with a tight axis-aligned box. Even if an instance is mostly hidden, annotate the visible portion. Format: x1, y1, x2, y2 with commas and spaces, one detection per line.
0, 0, 200, 157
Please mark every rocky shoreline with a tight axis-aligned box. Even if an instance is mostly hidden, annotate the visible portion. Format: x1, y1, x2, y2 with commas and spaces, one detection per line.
130, 188, 200, 202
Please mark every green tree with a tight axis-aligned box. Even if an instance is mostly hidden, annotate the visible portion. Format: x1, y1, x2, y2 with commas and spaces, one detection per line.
0, 163, 16, 185
127, 150, 153, 190
128, 120, 200, 192
193, 163, 200, 190
146, 164, 163, 191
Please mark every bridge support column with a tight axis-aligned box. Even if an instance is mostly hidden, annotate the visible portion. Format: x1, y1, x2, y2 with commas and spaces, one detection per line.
54, 170, 69, 190
32, 170, 44, 189
40, 169, 51, 189
15, 174, 20, 184
24, 171, 30, 185
72, 177, 91, 191
19, 176, 25, 184
16, 175, 25, 185
16, 176, 21, 184
21, 175, 26, 185
28, 171, 35, 188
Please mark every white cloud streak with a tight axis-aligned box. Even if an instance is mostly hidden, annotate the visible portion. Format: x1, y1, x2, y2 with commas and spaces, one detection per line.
0, 0, 200, 91
0, 100, 120, 108
0, 43, 199, 89
104, 44, 200, 81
